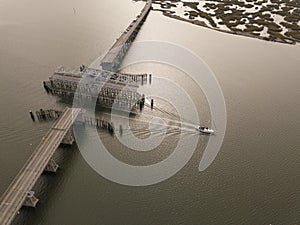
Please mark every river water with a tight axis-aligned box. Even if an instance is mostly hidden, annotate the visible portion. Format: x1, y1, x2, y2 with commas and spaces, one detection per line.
0, 0, 299, 224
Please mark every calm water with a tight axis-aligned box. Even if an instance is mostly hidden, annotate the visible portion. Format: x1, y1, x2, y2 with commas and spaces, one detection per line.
0, 0, 299, 224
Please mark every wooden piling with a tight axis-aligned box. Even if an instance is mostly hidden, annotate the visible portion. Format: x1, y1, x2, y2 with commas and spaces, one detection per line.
119, 125, 123, 136
29, 111, 35, 121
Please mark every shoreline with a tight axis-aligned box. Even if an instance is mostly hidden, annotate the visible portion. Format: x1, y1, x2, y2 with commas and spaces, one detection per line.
141, 0, 300, 45
160, 11, 298, 45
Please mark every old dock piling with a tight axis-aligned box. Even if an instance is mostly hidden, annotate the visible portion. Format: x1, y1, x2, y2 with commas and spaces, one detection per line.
29, 111, 35, 121
43, 81, 50, 93
82, 115, 115, 135
119, 125, 123, 136
34, 109, 62, 122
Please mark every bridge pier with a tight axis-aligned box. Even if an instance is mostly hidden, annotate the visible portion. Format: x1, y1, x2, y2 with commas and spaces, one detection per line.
44, 158, 59, 173
23, 191, 38, 208
61, 128, 75, 145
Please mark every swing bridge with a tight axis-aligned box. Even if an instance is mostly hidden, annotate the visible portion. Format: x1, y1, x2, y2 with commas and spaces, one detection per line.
0, 0, 152, 224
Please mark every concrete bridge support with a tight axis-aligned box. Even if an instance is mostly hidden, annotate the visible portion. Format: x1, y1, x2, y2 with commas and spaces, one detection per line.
61, 128, 75, 145
23, 191, 38, 208
44, 158, 59, 173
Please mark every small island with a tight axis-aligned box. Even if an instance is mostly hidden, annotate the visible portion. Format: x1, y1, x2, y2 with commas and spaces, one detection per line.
139, 0, 300, 44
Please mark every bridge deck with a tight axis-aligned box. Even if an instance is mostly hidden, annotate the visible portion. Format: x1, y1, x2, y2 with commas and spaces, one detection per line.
0, 107, 81, 225
100, 0, 152, 71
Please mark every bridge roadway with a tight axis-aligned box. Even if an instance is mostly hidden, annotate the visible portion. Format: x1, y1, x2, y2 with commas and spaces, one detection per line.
0, 107, 81, 225
100, 0, 152, 71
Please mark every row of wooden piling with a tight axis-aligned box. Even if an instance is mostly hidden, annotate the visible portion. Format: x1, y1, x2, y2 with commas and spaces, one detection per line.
30, 109, 62, 122
29, 109, 114, 135
137, 96, 155, 112
82, 116, 114, 135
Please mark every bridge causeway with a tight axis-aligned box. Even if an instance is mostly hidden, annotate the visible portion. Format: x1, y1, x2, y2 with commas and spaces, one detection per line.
101, 0, 152, 71
0, 107, 81, 225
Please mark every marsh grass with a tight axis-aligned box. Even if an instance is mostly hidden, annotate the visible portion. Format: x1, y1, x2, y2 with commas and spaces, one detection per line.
148, 0, 300, 44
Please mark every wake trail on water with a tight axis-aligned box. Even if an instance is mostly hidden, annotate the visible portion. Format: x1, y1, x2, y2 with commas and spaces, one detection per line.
100, 111, 200, 136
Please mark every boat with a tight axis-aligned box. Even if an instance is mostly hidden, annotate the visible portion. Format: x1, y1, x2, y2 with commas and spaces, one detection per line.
197, 126, 215, 135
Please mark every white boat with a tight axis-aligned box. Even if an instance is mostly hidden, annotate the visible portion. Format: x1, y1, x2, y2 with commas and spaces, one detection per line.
197, 126, 215, 135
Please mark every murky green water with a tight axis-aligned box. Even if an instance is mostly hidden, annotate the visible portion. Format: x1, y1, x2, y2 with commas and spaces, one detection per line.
0, 0, 299, 224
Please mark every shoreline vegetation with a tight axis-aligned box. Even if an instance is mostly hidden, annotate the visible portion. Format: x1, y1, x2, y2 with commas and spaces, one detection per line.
134, 0, 300, 44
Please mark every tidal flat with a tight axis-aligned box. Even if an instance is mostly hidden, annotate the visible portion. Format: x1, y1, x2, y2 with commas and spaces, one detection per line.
137, 0, 300, 44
